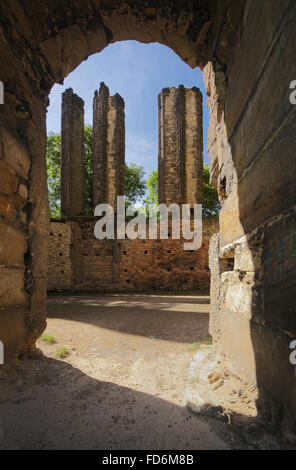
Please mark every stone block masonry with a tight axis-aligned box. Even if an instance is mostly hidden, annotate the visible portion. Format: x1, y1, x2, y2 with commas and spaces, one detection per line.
47, 218, 218, 292
61, 88, 85, 217
1, 0, 296, 435
158, 86, 203, 207
203, 0, 296, 431
93, 82, 125, 211
48, 222, 72, 291
49, 81, 211, 293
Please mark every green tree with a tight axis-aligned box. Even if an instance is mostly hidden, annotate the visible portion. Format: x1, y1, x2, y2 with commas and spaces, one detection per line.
143, 169, 159, 219
143, 166, 220, 217
202, 164, 220, 217
144, 169, 158, 206
46, 132, 61, 219
46, 126, 94, 218
47, 129, 147, 218
125, 163, 146, 204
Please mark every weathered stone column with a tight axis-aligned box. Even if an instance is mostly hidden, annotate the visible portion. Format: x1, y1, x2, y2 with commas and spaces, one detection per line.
61, 88, 85, 217
158, 85, 203, 206
92, 82, 125, 210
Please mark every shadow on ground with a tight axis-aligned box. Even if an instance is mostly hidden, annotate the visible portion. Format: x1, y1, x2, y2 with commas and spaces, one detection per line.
0, 356, 236, 450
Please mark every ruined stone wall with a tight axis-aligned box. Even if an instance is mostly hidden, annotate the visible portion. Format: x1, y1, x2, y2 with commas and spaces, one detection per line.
158, 86, 203, 206
0, 17, 49, 361
61, 88, 85, 217
205, 0, 296, 429
92, 82, 125, 210
0, 132, 31, 360
0, 0, 219, 363
47, 222, 72, 291
1, 0, 296, 434
47, 218, 217, 292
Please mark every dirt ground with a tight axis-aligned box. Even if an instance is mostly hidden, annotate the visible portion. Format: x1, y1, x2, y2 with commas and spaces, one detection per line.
0, 293, 266, 450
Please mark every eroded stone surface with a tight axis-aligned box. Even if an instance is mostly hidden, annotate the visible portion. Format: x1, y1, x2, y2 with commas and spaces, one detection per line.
186, 345, 257, 418
158, 86, 203, 206
47, 218, 218, 292
61, 88, 85, 217
92, 82, 125, 210
0, 0, 296, 437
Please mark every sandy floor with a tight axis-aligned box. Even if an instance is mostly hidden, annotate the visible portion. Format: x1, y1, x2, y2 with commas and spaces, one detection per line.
0, 293, 244, 450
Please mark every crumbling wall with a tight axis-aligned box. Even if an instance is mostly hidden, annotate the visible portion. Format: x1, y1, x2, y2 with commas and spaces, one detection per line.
1, 0, 296, 434
206, 0, 296, 429
0, 0, 220, 363
0, 27, 49, 361
158, 86, 203, 206
47, 222, 72, 291
47, 218, 218, 292
92, 82, 125, 210
61, 88, 85, 217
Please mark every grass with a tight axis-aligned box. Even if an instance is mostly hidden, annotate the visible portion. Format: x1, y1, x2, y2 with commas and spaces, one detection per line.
190, 336, 213, 351
55, 347, 69, 359
40, 334, 57, 345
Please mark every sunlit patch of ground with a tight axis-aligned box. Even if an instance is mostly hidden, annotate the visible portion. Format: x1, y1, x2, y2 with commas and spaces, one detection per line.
0, 293, 255, 449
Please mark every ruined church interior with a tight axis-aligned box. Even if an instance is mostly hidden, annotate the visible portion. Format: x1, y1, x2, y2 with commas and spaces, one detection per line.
0, 0, 295, 455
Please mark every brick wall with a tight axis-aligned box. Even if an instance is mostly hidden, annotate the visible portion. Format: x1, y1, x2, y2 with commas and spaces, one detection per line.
48, 222, 72, 290
47, 217, 218, 292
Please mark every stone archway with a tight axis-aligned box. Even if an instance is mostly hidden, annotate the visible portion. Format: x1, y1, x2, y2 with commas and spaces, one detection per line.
0, 0, 235, 359
1, 0, 296, 432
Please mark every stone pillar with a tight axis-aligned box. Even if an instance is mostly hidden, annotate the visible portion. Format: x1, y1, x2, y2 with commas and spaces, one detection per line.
158, 85, 203, 206
93, 82, 125, 210
61, 88, 85, 217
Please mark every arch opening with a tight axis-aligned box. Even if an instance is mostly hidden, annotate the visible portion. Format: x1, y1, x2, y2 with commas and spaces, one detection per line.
0, 0, 296, 444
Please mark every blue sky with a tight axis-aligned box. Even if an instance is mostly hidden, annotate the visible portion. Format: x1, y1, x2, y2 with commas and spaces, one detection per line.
47, 40, 209, 178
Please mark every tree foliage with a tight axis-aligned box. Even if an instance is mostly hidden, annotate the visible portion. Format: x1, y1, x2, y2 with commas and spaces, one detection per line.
143, 166, 220, 217
202, 164, 220, 217
47, 127, 219, 219
47, 129, 147, 218
125, 163, 147, 204
144, 169, 158, 207
46, 132, 61, 219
